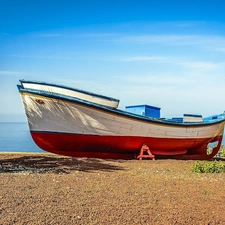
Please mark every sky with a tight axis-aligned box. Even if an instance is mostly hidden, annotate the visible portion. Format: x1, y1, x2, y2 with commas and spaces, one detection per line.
1, 0, 225, 122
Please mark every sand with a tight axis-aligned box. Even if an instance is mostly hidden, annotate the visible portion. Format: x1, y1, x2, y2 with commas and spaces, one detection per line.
0, 153, 225, 225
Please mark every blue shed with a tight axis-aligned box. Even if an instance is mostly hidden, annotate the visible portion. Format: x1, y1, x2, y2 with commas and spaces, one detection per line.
125, 104, 161, 118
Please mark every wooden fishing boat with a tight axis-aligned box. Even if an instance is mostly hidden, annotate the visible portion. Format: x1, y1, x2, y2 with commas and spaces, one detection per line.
17, 82, 225, 160
19, 80, 119, 108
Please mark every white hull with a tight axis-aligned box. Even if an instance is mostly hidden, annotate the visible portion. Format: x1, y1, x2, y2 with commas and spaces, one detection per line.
22, 93, 225, 140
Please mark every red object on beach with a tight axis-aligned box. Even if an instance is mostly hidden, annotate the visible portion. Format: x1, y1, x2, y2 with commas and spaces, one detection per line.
137, 144, 155, 160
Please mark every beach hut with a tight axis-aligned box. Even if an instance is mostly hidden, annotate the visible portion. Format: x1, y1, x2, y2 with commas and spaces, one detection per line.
125, 104, 161, 118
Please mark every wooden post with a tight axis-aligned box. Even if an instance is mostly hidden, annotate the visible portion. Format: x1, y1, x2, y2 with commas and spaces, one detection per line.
137, 144, 155, 160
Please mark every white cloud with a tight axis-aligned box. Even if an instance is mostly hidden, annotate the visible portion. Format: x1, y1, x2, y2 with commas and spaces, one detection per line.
120, 34, 196, 45
105, 54, 224, 71
177, 61, 223, 70
110, 56, 168, 62
9, 54, 75, 60
111, 33, 225, 50
33, 33, 62, 37
0, 71, 27, 76
209, 47, 225, 52
74, 32, 117, 38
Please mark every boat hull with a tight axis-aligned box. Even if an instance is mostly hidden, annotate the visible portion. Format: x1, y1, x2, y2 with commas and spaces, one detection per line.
30, 132, 223, 160
18, 86, 225, 160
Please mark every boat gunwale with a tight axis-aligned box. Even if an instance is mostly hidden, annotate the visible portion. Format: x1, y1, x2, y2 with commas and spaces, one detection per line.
19, 79, 120, 103
18, 85, 225, 128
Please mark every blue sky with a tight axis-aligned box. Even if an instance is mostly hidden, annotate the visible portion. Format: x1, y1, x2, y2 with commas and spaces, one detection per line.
1, 0, 225, 122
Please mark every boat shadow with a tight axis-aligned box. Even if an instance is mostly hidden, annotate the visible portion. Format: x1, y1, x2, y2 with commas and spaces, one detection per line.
0, 155, 125, 174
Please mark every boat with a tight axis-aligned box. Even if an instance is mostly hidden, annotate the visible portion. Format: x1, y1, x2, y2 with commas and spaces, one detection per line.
17, 81, 225, 160
19, 80, 119, 108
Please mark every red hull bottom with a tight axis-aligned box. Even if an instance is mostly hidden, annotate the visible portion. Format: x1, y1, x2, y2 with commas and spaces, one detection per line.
30, 132, 223, 160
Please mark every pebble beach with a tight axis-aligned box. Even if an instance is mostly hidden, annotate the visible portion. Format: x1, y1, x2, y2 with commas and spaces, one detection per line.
0, 153, 225, 225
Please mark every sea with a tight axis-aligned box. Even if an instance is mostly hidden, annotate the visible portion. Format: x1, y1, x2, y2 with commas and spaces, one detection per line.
0, 122, 44, 153
0, 122, 224, 153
